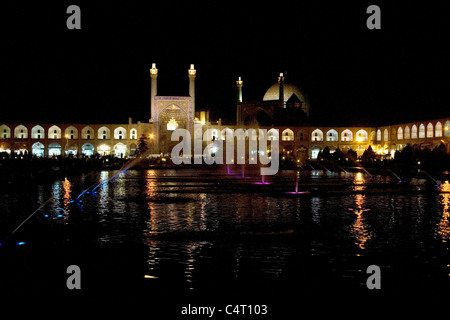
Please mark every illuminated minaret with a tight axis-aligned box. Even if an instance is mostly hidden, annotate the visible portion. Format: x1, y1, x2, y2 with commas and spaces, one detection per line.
236, 76, 243, 103
150, 63, 158, 121
236, 76, 243, 124
278, 72, 285, 109
188, 64, 196, 123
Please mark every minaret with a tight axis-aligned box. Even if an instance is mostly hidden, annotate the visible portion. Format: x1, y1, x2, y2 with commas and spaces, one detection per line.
236, 76, 243, 102
236, 76, 243, 125
150, 63, 158, 121
278, 72, 285, 109
188, 64, 196, 124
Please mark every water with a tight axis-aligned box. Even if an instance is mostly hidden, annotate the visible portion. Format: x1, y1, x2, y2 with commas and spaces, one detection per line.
1, 169, 449, 312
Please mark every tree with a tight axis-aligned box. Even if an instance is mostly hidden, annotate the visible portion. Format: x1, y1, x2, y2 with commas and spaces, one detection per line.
332, 147, 344, 162
136, 135, 148, 156
346, 148, 357, 160
361, 145, 376, 162
320, 146, 331, 160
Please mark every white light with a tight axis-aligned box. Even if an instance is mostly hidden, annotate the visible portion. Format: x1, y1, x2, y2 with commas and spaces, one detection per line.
167, 118, 178, 131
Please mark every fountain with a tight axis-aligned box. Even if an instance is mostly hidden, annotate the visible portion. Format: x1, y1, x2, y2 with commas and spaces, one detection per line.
387, 169, 404, 183
285, 171, 309, 195
420, 169, 440, 186
253, 174, 270, 185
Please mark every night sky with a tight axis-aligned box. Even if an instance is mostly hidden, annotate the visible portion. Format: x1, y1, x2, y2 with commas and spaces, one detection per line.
2, 1, 449, 126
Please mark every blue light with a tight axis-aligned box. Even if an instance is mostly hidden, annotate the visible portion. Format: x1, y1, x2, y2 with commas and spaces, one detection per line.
16, 242, 26, 246
57, 214, 63, 218
44, 214, 49, 217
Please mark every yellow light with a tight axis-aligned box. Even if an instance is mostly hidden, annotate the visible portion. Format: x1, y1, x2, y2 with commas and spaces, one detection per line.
446, 127, 449, 130
65, 134, 69, 139
149, 133, 154, 139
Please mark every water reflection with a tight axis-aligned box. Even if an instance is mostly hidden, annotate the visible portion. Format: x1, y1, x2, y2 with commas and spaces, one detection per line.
7, 169, 450, 294
349, 194, 371, 249
352, 172, 366, 192
438, 181, 450, 239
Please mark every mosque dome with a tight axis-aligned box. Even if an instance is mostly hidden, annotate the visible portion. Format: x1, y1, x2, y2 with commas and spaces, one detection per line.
263, 82, 306, 104
262, 81, 310, 115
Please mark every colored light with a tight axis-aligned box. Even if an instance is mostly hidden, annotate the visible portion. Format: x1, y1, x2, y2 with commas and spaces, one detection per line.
16, 242, 26, 246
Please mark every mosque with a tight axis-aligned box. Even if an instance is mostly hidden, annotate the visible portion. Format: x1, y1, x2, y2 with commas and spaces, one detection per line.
0, 63, 449, 162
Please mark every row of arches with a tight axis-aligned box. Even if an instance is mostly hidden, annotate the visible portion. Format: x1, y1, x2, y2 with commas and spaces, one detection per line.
377, 120, 450, 141
311, 129, 369, 142
0, 125, 138, 140
0, 142, 137, 157
207, 128, 371, 142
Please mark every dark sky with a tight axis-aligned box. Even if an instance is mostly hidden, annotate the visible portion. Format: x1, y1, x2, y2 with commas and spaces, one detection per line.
1, 1, 449, 126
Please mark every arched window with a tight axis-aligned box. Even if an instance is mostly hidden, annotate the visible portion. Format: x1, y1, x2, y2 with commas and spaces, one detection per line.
130, 128, 137, 140
435, 122, 443, 137
326, 129, 338, 141
82, 126, 94, 140
311, 129, 323, 142
426, 123, 433, 138
0, 125, 11, 139
114, 127, 127, 140
282, 128, 294, 141
418, 124, 425, 138
48, 125, 61, 139
31, 125, 45, 139
14, 125, 28, 139
341, 129, 353, 142
404, 126, 410, 139
411, 125, 418, 139
376, 129, 381, 141
383, 129, 389, 141
397, 127, 403, 140
267, 128, 279, 141
98, 127, 110, 140
355, 129, 368, 142
65, 126, 78, 139
444, 121, 450, 137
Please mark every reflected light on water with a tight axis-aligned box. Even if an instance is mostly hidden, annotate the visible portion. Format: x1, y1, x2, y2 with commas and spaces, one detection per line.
438, 181, 450, 239
350, 193, 371, 249
146, 170, 158, 233
62, 178, 72, 212
353, 172, 366, 192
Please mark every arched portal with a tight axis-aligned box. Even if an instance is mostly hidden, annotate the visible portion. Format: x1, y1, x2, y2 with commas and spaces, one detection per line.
32, 142, 45, 157
82, 143, 95, 156
158, 104, 188, 153
48, 143, 61, 156
114, 143, 127, 158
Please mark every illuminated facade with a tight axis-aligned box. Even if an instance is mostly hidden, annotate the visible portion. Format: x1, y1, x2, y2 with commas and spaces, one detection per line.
0, 64, 449, 159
